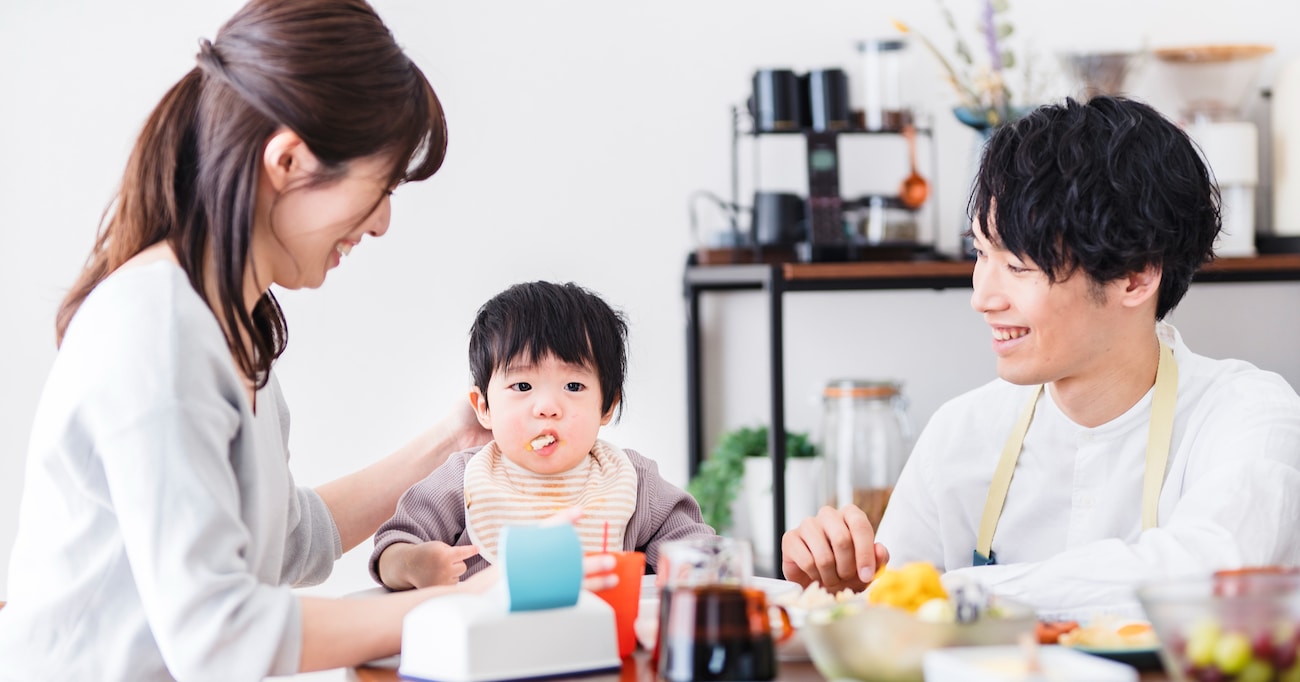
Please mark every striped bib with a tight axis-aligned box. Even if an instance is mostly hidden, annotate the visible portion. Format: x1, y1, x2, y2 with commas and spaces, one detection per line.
463, 439, 639, 563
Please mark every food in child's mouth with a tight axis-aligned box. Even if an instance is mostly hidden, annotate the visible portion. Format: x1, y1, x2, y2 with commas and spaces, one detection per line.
527, 434, 556, 451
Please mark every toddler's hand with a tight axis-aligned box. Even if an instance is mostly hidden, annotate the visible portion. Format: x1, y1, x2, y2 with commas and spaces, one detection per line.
405, 541, 480, 588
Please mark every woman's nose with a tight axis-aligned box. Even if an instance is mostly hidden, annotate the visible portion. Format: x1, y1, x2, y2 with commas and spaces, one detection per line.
367, 198, 392, 238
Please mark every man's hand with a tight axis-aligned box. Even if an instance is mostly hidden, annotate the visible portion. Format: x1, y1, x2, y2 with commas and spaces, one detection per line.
379, 541, 480, 589
781, 504, 890, 593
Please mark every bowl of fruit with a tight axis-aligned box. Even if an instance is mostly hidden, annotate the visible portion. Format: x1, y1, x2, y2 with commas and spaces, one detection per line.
796, 562, 1037, 682
1136, 567, 1300, 682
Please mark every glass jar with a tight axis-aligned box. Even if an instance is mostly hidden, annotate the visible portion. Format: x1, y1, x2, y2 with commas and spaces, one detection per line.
856, 38, 908, 131
819, 379, 912, 529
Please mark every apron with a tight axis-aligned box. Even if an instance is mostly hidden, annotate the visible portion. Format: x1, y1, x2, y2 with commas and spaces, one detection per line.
972, 341, 1178, 566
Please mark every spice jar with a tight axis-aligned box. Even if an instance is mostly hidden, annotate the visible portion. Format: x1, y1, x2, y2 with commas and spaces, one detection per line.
819, 379, 912, 529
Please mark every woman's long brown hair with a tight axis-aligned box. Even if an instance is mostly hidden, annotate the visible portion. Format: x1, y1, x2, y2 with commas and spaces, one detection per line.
56, 0, 447, 389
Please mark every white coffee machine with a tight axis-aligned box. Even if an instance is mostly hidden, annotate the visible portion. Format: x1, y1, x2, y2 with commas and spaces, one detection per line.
1155, 45, 1273, 257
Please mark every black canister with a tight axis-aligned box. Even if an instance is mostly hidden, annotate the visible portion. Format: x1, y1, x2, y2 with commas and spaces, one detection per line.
752, 191, 806, 245
750, 69, 802, 132
803, 68, 850, 132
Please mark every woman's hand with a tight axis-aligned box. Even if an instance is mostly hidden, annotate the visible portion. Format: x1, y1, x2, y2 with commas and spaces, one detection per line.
540, 506, 621, 592
435, 399, 492, 454
378, 541, 480, 589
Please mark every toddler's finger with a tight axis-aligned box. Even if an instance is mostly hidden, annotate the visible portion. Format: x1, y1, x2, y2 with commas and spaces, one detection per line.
448, 544, 481, 560
540, 506, 584, 527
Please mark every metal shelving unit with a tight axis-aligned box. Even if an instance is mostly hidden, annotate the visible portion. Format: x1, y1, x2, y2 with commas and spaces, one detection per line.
683, 253, 1300, 573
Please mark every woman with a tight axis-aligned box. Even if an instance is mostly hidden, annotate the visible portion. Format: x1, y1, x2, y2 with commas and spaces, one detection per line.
0, 0, 539, 678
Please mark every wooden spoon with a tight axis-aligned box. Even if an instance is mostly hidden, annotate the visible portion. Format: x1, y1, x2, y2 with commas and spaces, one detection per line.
899, 124, 929, 209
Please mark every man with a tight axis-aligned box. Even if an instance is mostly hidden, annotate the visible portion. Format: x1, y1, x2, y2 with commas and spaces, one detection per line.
782, 96, 1300, 618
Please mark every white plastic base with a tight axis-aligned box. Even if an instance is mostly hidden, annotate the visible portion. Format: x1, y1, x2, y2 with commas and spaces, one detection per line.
399, 591, 620, 682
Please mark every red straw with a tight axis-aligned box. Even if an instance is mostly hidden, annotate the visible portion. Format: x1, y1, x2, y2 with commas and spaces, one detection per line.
602, 520, 609, 553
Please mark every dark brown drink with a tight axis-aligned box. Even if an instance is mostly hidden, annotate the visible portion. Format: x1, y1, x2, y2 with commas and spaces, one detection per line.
655, 585, 778, 681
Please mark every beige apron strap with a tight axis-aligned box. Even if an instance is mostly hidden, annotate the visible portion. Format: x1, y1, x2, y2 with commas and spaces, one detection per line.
976, 384, 1043, 560
975, 340, 1179, 564
1142, 341, 1178, 530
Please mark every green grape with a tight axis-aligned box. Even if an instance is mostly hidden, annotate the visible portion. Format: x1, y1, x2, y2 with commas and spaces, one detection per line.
1282, 660, 1300, 682
1214, 632, 1254, 675
1186, 619, 1222, 668
1237, 659, 1275, 682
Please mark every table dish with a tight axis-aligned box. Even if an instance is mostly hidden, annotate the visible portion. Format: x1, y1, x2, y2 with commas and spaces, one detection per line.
1071, 644, 1164, 671
1138, 569, 1300, 682
799, 595, 1037, 682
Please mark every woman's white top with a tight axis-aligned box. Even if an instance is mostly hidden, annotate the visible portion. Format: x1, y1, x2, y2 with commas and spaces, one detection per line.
876, 323, 1300, 620
0, 261, 341, 681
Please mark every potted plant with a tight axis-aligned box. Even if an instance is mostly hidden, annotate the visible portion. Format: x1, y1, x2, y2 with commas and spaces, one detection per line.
687, 426, 822, 562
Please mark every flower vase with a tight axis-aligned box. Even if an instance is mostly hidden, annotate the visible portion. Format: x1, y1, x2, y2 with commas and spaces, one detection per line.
960, 126, 996, 259
953, 105, 1033, 258
741, 456, 825, 574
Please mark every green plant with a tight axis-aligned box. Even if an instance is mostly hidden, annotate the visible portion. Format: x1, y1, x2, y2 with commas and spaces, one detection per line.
687, 426, 816, 532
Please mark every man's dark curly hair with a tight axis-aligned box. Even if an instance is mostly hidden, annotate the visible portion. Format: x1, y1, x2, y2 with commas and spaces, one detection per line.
968, 96, 1221, 319
469, 281, 628, 420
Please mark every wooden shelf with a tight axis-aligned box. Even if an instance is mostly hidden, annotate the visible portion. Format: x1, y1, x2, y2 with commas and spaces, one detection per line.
683, 252, 1300, 572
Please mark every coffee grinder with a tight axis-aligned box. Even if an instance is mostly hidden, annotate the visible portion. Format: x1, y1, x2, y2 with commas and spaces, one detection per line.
1155, 45, 1273, 257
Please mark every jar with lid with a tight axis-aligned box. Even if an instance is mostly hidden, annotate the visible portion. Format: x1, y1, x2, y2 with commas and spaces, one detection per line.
818, 379, 912, 529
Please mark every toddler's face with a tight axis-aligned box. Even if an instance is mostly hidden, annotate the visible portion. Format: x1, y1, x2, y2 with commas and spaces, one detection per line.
470, 353, 615, 475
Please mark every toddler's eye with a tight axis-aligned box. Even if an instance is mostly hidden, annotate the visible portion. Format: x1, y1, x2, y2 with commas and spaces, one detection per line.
510, 382, 532, 392
565, 382, 585, 392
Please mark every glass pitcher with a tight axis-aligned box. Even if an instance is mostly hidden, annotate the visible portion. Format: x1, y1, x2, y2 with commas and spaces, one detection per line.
819, 379, 912, 530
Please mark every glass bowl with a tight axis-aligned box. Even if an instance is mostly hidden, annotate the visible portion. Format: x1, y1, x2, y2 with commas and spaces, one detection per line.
798, 596, 1037, 682
1137, 569, 1300, 682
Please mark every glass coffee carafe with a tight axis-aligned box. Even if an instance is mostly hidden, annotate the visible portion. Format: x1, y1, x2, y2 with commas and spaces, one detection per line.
818, 379, 912, 529
654, 536, 792, 682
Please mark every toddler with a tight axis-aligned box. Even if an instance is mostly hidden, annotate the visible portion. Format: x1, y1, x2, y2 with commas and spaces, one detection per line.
371, 281, 713, 589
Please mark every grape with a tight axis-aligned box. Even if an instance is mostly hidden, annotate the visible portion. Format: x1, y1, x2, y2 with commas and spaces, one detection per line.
1191, 666, 1225, 682
1276, 637, 1299, 670
1254, 631, 1277, 661
1237, 659, 1275, 682
1187, 620, 1223, 668
1214, 632, 1253, 675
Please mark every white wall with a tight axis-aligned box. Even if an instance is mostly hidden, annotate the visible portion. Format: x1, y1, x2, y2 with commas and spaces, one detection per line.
3, 0, 1300, 616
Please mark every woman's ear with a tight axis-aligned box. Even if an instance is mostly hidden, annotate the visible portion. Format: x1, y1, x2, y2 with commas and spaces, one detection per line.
469, 387, 492, 430
261, 128, 320, 193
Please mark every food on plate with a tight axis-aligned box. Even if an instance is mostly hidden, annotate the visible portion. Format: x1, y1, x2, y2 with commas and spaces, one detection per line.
773, 581, 866, 611
867, 562, 948, 612
1035, 619, 1080, 645
1057, 617, 1157, 650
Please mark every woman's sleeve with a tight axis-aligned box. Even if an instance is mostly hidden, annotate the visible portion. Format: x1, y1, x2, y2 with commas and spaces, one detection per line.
98, 401, 304, 679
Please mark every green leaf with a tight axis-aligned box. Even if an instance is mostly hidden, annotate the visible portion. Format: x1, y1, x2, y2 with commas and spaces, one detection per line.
992, 0, 1010, 13
1001, 50, 1016, 68
686, 425, 818, 532
997, 22, 1014, 39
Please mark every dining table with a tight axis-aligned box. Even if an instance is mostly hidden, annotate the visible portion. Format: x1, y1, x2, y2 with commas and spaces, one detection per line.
348, 649, 1173, 682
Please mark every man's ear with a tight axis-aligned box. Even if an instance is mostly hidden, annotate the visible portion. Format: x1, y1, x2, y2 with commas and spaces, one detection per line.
600, 394, 621, 426
1119, 264, 1162, 310
261, 128, 320, 193
469, 387, 492, 430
